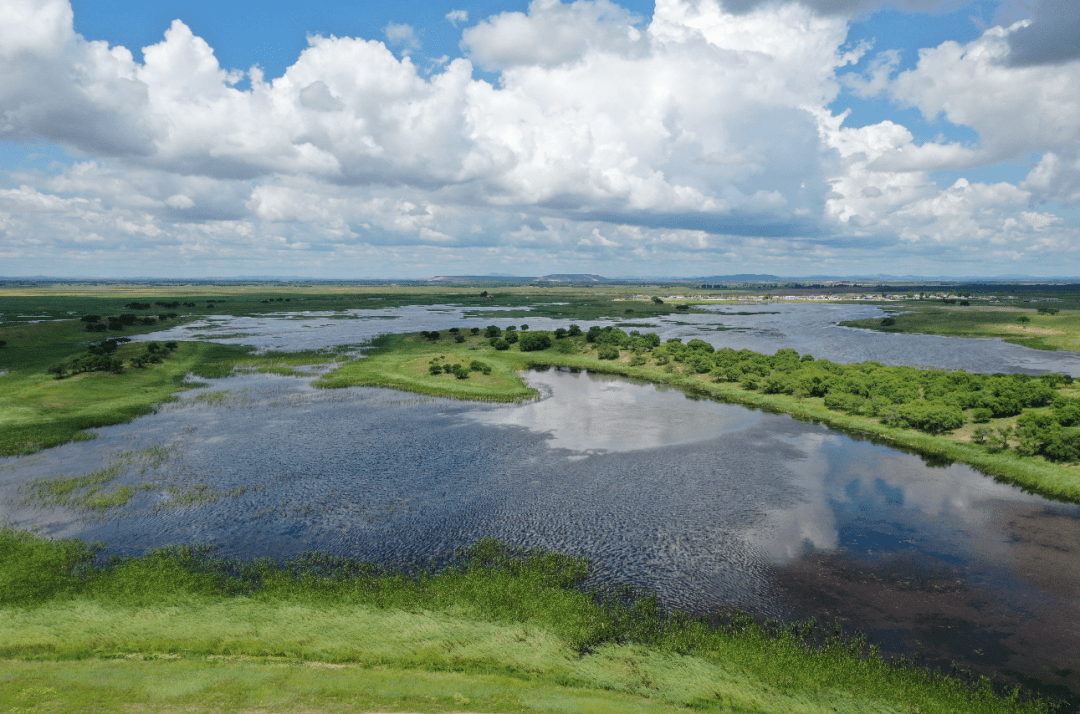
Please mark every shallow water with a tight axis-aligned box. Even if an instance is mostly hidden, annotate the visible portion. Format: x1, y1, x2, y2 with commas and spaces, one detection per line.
2, 367, 1078, 698
136, 302, 1080, 375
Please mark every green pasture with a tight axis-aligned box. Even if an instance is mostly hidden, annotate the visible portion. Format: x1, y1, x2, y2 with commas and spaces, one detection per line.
0, 528, 1050, 714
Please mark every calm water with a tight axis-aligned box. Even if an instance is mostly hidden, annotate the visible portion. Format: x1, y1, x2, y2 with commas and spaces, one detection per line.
2, 366, 1079, 699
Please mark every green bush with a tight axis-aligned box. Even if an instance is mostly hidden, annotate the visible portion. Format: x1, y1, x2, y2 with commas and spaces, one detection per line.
519, 333, 552, 352
597, 345, 619, 360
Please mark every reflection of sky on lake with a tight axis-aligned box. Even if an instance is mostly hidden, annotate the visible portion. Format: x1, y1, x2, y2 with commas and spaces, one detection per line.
136, 302, 1080, 376
2, 368, 1079, 695
463, 369, 762, 456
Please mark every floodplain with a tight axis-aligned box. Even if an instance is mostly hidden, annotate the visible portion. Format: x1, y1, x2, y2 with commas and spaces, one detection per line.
2, 280, 1080, 713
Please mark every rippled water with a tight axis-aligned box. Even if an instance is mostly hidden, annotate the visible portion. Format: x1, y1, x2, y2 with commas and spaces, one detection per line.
2, 366, 1078, 698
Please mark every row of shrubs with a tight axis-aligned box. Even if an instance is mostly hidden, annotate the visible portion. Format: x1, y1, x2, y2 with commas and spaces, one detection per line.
530, 326, 1079, 459
428, 357, 492, 380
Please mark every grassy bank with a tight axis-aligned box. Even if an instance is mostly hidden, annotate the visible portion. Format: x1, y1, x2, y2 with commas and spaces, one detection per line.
0, 527, 1050, 713
317, 330, 1080, 504
0, 319, 344, 456
840, 305, 1080, 353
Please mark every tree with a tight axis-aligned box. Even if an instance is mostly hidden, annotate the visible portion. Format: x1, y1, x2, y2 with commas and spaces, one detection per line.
1018, 315, 1031, 326
492, 338, 509, 351
652, 296, 663, 304
567, 324, 582, 336
484, 325, 501, 338
554, 327, 568, 339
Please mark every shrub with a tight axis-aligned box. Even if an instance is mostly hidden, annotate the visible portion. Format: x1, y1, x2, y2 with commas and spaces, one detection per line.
455, 335, 465, 343
597, 345, 619, 360
971, 408, 993, 423
519, 333, 552, 352
567, 324, 582, 336
492, 338, 509, 351
470, 327, 480, 335
880, 317, 896, 326
484, 325, 501, 338
504, 332, 519, 344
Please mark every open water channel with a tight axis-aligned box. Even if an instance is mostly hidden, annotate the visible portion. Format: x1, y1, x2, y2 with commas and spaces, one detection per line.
3, 303, 1080, 701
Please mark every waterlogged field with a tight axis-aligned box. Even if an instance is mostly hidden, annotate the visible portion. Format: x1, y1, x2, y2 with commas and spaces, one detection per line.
3, 284, 1080, 712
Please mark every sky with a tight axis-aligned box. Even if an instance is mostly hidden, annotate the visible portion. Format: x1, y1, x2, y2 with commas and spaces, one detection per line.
1, 0, 1078, 279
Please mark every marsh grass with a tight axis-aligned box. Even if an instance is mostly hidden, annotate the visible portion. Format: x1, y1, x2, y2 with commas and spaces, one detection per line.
0, 528, 1051, 713
23, 447, 175, 511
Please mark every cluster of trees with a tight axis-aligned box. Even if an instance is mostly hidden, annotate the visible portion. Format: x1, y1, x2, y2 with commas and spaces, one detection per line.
428, 357, 491, 380
129, 341, 179, 369
571, 331, 1076, 451
48, 339, 179, 379
81, 312, 177, 332
1037, 307, 1060, 315
259, 298, 292, 303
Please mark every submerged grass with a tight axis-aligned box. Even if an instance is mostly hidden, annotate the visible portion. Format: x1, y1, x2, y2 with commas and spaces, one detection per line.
0, 527, 1053, 713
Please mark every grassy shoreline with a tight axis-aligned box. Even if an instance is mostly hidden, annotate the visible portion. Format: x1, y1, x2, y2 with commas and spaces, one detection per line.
0, 527, 1052, 713
317, 331, 1080, 504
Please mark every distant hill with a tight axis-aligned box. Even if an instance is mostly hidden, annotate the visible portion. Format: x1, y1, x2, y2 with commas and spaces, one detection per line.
534, 274, 607, 282
696, 274, 781, 283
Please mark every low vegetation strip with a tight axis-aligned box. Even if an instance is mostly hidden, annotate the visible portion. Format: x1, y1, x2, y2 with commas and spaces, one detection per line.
318, 327, 1080, 503
840, 305, 1080, 353
0, 527, 1051, 713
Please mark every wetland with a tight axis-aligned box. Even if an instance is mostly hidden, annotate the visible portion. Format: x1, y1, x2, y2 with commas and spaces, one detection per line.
3, 288, 1080, 710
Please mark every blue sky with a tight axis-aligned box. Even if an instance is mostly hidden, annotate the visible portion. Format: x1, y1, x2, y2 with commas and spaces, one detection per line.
1, 0, 1078, 278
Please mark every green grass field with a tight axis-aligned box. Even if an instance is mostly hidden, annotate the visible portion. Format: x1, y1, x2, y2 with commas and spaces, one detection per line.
840, 305, 1080, 353
0, 527, 1050, 714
